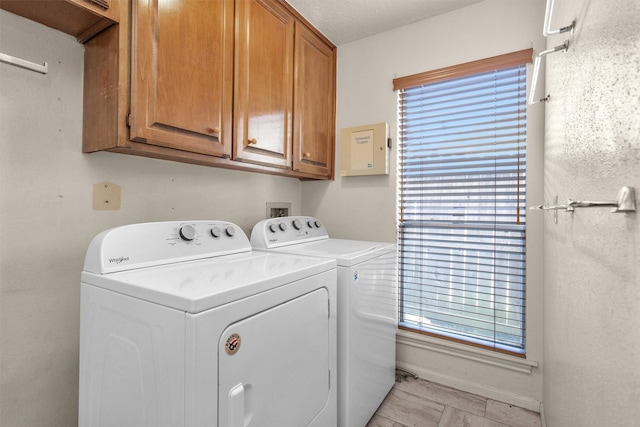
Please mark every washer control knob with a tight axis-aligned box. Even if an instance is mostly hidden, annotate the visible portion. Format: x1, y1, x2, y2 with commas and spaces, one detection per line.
225, 226, 236, 237
307, 220, 314, 228
314, 220, 321, 228
179, 225, 196, 241
278, 222, 287, 231
269, 223, 278, 233
292, 219, 302, 230
210, 226, 221, 238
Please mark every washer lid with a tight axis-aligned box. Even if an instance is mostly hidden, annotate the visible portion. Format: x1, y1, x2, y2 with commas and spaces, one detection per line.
81, 251, 336, 313
266, 238, 396, 267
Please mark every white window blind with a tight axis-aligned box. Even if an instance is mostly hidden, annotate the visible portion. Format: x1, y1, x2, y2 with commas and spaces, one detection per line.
397, 59, 528, 355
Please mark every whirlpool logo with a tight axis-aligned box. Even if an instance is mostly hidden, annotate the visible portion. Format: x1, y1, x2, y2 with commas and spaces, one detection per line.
108, 256, 130, 264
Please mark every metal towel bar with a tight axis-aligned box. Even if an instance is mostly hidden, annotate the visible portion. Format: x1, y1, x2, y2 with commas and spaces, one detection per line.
0, 52, 48, 74
529, 0, 575, 105
543, 0, 575, 37
530, 186, 636, 214
529, 41, 569, 105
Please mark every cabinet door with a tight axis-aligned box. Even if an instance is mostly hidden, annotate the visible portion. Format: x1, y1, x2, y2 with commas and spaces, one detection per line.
293, 23, 336, 178
234, 0, 294, 169
130, 0, 233, 158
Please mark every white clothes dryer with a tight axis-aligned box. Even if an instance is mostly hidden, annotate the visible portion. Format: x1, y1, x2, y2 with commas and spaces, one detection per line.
250, 216, 397, 427
79, 220, 337, 427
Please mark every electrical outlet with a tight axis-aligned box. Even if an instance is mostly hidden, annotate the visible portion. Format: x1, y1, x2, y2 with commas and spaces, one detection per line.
266, 202, 291, 218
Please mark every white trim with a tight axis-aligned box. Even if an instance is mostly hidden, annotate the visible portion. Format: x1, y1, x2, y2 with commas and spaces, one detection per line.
397, 329, 539, 374
396, 358, 541, 412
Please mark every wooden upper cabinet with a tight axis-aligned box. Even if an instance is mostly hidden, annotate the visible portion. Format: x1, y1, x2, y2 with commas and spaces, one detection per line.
130, 0, 233, 158
82, 0, 336, 179
234, 0, 294, 169
293, 22, 336, 178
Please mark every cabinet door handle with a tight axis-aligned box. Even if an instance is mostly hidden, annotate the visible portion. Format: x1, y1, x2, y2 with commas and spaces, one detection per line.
248, 138, 258, 145
303, 152, 311, 158
208, 127, 221, 135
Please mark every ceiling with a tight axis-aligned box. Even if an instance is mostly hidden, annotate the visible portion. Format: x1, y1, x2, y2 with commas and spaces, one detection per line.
286, 0, 484, 46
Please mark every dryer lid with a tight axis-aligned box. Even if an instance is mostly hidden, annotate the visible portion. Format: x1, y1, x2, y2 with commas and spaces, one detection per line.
81, 221, 336, 313
82, 251, 335, 313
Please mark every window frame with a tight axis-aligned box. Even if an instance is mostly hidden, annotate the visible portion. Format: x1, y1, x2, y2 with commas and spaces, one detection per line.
393, 49, 533, 358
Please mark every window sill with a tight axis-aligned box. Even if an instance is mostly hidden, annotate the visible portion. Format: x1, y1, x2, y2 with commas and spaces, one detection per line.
396, 329, 539, 375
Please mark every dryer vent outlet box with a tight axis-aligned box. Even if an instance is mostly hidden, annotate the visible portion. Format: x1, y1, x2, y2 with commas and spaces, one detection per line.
267, 202, 291, 218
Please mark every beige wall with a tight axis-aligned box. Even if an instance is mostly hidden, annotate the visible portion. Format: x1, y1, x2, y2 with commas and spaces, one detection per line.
7, 0, 638, 425
542, 0, 640, 425
0, 10, 301, 426
303, 0, 546, 411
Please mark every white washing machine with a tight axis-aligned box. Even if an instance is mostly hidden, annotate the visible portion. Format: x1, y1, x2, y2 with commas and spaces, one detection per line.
79, 220, 337, 427
250, 216, 397, 427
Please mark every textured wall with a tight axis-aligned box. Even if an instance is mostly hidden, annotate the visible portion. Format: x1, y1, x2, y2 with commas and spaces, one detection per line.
0, 10, 301, 426
542, 0, 640, 425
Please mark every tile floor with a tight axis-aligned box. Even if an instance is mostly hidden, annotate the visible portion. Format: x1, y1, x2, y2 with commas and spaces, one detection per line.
366, 376, 542, 427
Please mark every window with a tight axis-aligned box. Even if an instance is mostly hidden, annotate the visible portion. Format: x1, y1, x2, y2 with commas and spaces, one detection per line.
394, 49, 532, 356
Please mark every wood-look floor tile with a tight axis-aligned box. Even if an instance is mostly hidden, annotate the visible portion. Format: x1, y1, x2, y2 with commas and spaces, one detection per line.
438, 406, 510, 427
485, 400, 541, 427
366, 413, 408, 427
394, 378, 487, 417
376, 388, 445, 427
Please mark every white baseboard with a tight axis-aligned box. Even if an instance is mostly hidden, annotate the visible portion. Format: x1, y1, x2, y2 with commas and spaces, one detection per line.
539, 402, 547, 427
396, 360, 541, 412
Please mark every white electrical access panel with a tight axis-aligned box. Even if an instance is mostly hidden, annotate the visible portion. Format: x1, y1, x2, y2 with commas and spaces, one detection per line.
340, 122, 389, 176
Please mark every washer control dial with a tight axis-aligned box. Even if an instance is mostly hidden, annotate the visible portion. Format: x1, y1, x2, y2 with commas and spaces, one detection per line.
292, 219, 302, 230
269, 223, 278, 233
210, 226, 221, 238
179, 225, 196, 241
225, 226, 236, 237
278, 223, 287, 231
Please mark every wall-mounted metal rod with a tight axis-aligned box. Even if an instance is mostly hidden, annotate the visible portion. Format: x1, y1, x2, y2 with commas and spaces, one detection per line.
0, 52, 48, 74
568, 186, 636, 213
530, 186, 637, 214
530, 203, 569, 211
543, 0, 575, 36
528, 41, 569, 105
565, 200, 618, 211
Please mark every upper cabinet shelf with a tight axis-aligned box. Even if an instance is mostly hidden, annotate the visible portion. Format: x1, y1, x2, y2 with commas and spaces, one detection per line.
0, 0, 119, 43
